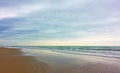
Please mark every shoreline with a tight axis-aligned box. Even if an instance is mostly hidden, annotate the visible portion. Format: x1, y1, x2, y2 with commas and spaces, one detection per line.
8, 46, 120, 59
0, 47, 120, 73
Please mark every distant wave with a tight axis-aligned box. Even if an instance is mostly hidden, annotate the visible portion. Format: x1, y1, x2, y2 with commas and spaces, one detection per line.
10, 46, 120, 58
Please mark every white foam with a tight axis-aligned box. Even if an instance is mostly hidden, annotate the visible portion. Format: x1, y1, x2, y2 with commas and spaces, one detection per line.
20, 47, 120, 59
54, 50, 120, 58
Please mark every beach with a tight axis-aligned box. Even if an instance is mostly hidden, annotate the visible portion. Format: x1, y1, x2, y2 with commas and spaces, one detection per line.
0, 47, 52, 73
0, 47, 120, 73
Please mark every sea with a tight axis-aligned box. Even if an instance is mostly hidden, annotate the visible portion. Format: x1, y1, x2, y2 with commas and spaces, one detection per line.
8, 46, 120, 58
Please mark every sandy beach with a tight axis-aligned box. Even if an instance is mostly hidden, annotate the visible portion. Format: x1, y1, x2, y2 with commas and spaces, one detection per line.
0, 47, 52, 73
0, 47, 120, 73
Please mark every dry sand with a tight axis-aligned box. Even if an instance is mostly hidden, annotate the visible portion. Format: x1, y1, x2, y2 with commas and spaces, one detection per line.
0, 47, 52, 73
0, 47, 120, 73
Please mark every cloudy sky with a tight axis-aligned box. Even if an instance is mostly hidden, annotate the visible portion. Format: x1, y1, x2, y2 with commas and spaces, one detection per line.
0, 0, 120, 46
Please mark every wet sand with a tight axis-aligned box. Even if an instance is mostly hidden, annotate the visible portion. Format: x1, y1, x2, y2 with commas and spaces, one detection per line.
30, 50, 120, 73
0, 47, 120, 73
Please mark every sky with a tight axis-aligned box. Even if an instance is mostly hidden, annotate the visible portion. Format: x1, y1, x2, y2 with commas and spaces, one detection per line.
0, 0, 120, 46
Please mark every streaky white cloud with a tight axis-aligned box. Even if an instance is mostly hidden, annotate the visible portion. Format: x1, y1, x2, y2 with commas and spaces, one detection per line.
0, 8, 18, 19
0, 0, 91, 19
0, 3, 50, 19
53, 0, 90, 9
88, 16, 120, 25
43, 29, 60, 33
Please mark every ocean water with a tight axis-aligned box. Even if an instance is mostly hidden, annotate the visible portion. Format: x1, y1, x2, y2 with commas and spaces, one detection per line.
10, 46, 120, 58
